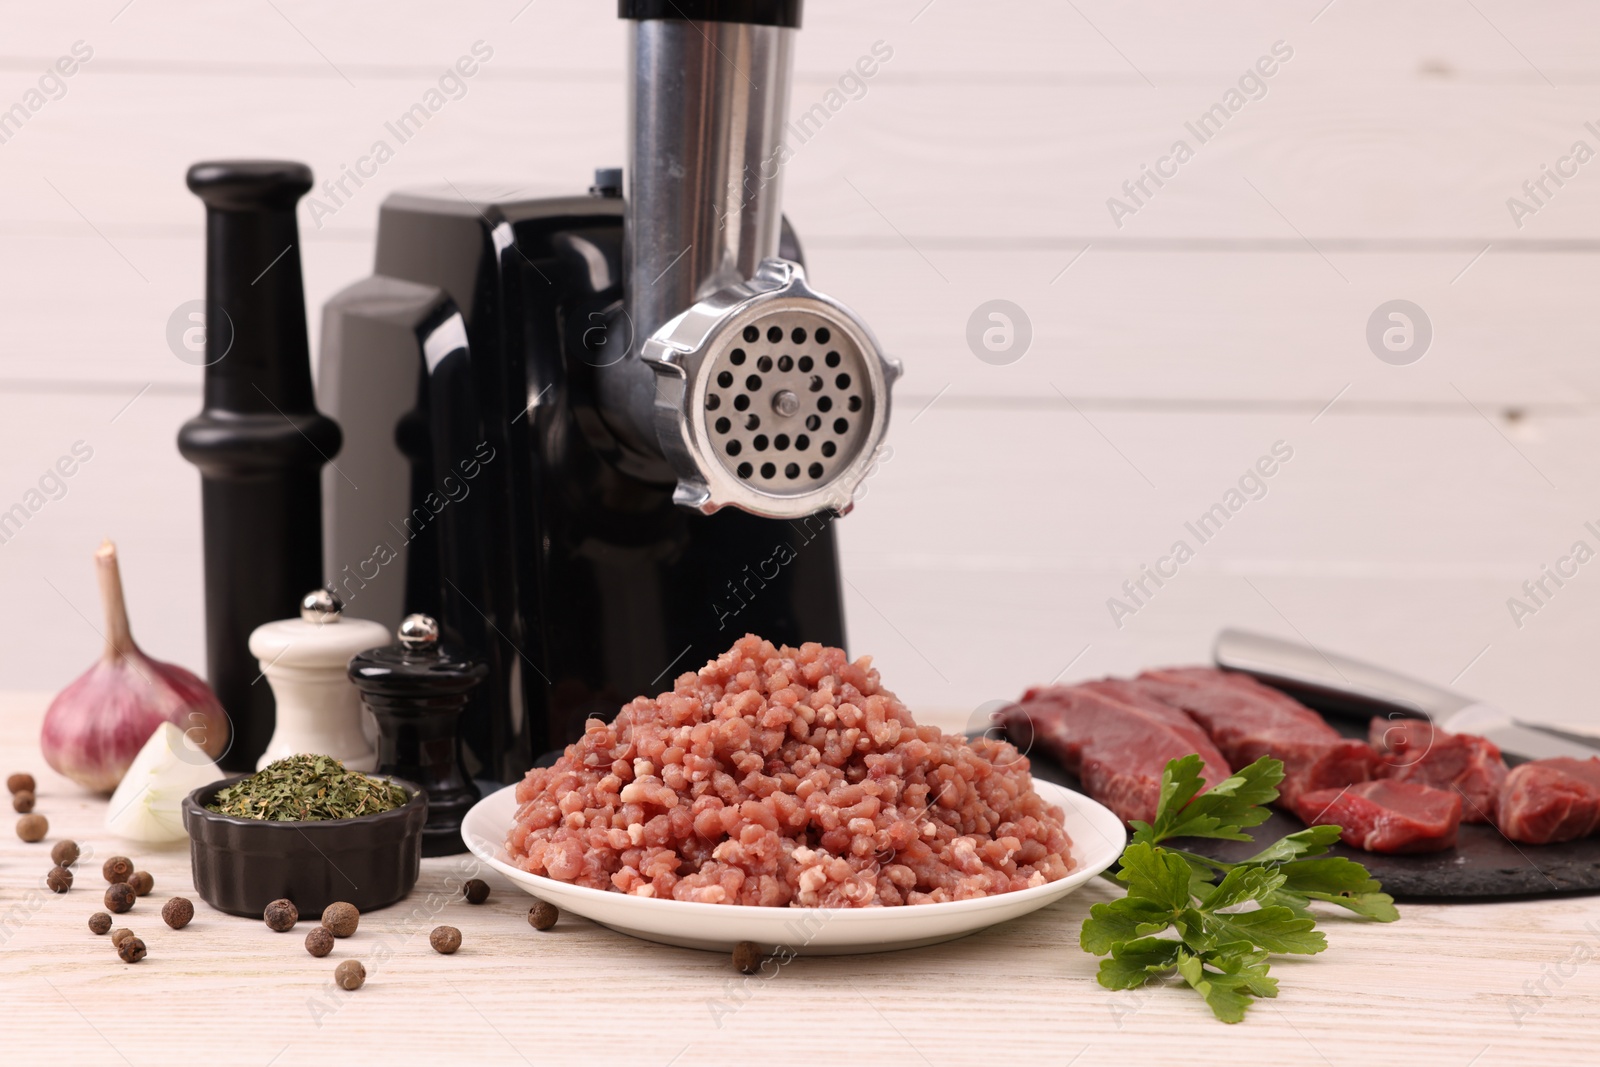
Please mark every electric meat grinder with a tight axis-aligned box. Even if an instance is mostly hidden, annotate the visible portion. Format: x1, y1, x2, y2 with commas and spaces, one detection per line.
318, 0, 899, 784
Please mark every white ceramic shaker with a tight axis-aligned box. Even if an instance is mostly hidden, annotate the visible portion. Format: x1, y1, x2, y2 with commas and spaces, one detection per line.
250, 589, 391, 771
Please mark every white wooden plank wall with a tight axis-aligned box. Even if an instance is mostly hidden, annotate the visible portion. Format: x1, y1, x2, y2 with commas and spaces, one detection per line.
3, 1, 1599, 732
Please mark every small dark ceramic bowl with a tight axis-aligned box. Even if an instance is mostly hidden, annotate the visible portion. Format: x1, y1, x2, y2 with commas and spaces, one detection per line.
182, 776, 428, 918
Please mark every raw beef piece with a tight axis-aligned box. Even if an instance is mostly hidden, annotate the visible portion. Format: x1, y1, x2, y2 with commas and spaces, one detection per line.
1497, 758, 1600, 844
1132, 667, 1376, 809
1003, 683, 1232, 825
1368, 717, 1508, 824
1292, 779, 1463, 854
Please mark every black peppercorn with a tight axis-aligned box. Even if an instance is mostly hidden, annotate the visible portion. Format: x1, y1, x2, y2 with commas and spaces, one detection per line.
12, 790, 34, 813
732, 941, 762, 975
128, 871, 154, 897
305, 927, 334, 958
321, 901, 359, 938
528, 901, 558, 931
334, 959, 366, 990
162, 897, 194, 930
16, 813, 46, 842
429, 926, 462, 954
102, 856, 133, 884
264, 898, 299, 932
109, 927, 135, 948
6, 772, 35, 795
51, 840, 79, 867
104, 882, 136, 914
88, 913, 112, 935
117, 936, 147, 964
46, 865, 72, 893
463, 879, 490, 905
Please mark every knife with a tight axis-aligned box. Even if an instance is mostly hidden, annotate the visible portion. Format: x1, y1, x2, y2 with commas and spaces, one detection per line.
1213, 628, 1600, 761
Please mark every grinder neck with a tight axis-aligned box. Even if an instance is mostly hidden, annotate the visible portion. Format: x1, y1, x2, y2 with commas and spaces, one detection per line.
606, 2, 800, 466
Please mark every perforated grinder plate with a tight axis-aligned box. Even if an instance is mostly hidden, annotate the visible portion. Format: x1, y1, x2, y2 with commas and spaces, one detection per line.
700, 310, 876, 496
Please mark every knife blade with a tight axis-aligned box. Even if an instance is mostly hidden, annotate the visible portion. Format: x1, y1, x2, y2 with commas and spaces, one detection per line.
1212, 628, 1600, 761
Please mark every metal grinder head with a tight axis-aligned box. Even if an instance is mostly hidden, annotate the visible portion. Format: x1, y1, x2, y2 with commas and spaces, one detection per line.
645, 259, 899, 520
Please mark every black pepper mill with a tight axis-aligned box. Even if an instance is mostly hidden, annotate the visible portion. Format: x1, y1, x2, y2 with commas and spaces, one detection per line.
177, 161, 340, 771
349, 614, 485, 857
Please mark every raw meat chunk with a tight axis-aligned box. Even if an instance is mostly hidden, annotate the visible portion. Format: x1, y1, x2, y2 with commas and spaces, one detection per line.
1368, 717, 1507, 824
1292, 779, 1463, 854
1497, 757, 1600, 845
1003, 682, 1232, 825
1134, 667, 1376, 809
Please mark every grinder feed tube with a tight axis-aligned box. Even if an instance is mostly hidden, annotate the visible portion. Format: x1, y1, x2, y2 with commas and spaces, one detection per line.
605, 0, 899, 520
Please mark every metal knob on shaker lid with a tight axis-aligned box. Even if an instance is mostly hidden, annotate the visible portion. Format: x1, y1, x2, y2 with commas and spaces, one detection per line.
397, 613, 439, 650
300, 588, 343, 623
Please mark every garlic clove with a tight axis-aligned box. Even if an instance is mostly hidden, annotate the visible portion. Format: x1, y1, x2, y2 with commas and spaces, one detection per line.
105, 722, 224, 843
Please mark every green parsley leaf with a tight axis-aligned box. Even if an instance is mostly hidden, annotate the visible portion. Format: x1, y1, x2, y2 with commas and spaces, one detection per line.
1081, 896, 1176, 955
1082, 754, 1400, 1023
1175, 949, 1278, 1025
1114, 842, 1194, 911
1098, 936, 1183, 990
1129, 755, 1282, 846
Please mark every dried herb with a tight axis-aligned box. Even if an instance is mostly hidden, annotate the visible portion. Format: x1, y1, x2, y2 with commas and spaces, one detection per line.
207, 755, 408, 822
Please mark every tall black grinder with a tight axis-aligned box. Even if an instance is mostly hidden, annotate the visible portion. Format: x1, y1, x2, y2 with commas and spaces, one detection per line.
178, 161, 340, 771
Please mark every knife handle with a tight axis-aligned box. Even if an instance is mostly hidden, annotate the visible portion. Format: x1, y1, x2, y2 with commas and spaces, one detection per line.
1212, 628, 1473, 721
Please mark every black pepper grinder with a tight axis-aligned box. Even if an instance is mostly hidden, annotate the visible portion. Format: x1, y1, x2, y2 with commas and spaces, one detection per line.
177, 161, 340, 771
349, 614, 485, 857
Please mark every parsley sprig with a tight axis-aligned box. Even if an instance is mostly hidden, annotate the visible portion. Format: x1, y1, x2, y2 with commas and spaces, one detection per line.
1080, 755, 1399, 1023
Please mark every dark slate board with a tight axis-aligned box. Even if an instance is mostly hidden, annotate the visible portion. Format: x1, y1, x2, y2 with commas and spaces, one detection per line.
989, 705, 1600, 900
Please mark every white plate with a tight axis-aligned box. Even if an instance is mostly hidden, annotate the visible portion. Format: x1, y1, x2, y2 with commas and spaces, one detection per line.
461, 778, 1125, 955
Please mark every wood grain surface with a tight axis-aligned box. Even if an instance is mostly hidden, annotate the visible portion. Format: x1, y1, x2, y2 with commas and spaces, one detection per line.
0, 693, 1595, 1066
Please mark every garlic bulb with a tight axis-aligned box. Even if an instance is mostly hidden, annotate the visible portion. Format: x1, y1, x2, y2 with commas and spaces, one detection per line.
41, 540, 230, 793
105, 722, 223, 842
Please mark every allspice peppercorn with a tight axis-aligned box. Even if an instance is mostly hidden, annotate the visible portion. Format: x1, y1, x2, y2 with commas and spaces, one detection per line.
732, 941, 762, 975
463, 878, 490, 905
321, 901, 359, 938
16, 813, 47, 842
128, 871, 154, 897
429, 926, 462, 954
162, 897, 194, 930
305, 927, 334, 958
528, 900, 558, 931
102, 856, 133, 884
117, 936, 147, 964
104, 882, 136, 914
7, 772, 35, 795
88, 913, 112, 935
51, 840, 79, 867
109, 928, 135, 948
46, 865, 73, 893
264, 898, 299, 932
12, 790, 34, 813
334, 960, 366, 990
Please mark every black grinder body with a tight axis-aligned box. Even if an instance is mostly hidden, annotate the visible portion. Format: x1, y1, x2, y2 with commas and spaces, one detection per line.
319, 189, 847, 786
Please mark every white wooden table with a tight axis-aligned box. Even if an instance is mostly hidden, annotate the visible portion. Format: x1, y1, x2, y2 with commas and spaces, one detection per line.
1, 691, 1594, 1067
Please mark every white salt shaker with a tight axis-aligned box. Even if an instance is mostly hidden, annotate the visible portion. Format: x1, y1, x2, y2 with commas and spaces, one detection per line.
250, 589, 391, 771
